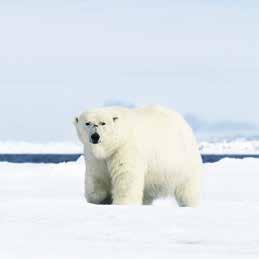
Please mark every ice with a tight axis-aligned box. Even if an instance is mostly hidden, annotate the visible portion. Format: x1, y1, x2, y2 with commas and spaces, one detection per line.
1, 157, 259, 258
200, 139, 259, 154
1, 139, 259, 154
0, 141, 82, 154
0, 138, 259, 154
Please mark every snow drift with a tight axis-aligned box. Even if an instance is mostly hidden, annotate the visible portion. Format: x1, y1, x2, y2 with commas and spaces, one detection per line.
0, 157, 259, 258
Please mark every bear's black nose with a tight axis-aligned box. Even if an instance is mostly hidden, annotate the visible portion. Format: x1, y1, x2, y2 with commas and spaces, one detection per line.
91, 133, 100, 144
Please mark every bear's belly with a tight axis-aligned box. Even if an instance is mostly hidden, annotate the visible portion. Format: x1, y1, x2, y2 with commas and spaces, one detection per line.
144, 179, 173, 199
143, 156, 189, 199
144, 168, 177, 199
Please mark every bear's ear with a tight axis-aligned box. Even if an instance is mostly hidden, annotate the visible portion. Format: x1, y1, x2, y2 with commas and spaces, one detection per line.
74, 117, 79, 125
73, 116, 84, 143
113, 117, 119, 122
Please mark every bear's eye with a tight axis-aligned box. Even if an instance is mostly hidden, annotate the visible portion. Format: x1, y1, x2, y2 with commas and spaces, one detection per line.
85, 122, 91, 126
113, 117, 119, 122
100, 122, 106, 126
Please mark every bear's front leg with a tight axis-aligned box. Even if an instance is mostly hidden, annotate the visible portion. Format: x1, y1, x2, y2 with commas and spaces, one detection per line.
85, 173, 112, 205
107, 152, 145, 205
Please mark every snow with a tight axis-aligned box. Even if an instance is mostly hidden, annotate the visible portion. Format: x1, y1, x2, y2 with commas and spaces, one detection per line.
0, 141, 82, 154
1, 157, 259, 259
1, 139, 259, 154
200, 139, 259, 154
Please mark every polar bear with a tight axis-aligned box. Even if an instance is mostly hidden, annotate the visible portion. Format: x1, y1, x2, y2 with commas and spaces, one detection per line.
74, 105, 203, 206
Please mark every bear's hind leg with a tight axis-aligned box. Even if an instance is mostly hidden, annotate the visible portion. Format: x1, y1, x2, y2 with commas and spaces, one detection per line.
174, 175, 201, 207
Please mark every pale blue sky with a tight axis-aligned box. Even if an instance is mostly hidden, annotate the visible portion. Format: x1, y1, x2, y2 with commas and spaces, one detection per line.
0, 0, 258, 141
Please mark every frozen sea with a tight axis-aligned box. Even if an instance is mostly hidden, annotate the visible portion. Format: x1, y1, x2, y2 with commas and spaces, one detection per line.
1, 140, 259, 164
1, 156, 259, 259
1, 138, 259, 154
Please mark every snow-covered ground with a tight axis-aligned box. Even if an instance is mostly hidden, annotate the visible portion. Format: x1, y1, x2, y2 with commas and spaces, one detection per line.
0, 142, 82, 154
199, 139, 259, 154
1, 139, 259, 154
1, 157, 259, 259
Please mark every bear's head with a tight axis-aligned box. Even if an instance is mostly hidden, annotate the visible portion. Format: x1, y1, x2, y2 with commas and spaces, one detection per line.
74, 107, 131, 159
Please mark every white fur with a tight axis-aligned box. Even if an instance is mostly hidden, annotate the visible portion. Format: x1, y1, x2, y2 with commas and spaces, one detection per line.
74, 106, 203, 206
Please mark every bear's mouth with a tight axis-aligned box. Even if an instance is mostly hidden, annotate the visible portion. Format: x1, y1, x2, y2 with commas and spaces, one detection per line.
91, 140, 100, 144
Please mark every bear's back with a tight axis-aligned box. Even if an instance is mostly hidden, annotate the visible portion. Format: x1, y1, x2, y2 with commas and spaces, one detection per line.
132, 105, 189, 135
131, 105, 201, 170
